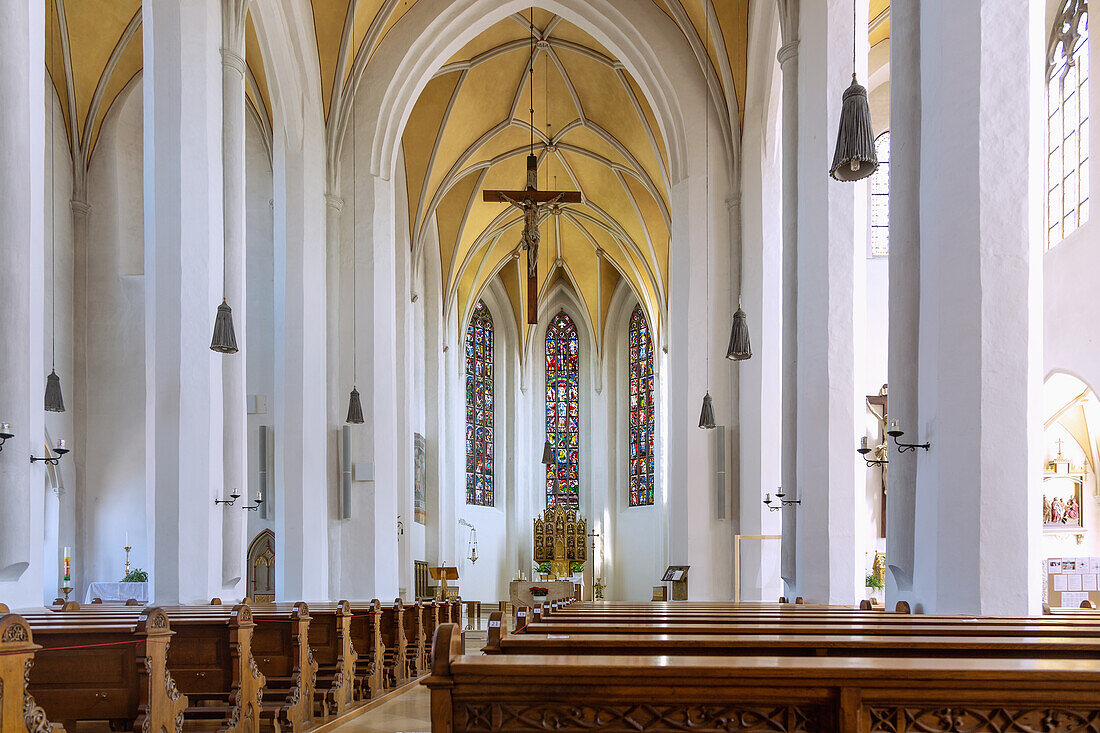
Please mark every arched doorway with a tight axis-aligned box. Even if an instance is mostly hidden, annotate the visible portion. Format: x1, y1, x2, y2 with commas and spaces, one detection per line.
246, 529, 275, 602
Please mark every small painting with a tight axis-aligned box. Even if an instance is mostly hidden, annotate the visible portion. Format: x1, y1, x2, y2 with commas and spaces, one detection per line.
414, 433, 426, 524
1044, 475, 1083, 529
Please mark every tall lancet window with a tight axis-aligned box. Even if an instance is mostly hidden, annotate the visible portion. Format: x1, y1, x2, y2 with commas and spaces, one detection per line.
870, 131, 890, 256
465, 300, 494, 506
1048, 0, 1090, 248
545, 312, 580, 507
628, 306, 655, 507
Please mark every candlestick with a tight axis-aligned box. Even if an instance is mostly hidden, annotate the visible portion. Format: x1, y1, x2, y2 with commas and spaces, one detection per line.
124, 545, 132, 577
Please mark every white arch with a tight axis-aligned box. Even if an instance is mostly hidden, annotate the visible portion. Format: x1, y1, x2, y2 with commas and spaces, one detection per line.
346, 0, 710, 186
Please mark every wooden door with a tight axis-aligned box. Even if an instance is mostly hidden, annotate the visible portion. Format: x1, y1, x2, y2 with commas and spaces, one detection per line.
247, 529, 275, 602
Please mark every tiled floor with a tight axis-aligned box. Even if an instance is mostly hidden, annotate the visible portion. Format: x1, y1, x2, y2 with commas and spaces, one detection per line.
330, 622, 487, 733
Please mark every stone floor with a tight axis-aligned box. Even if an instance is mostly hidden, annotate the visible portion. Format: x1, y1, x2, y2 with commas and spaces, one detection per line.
329, 619, 487, 733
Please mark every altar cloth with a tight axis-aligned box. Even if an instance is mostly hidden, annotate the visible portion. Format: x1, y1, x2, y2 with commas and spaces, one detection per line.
83, 581, 149, 604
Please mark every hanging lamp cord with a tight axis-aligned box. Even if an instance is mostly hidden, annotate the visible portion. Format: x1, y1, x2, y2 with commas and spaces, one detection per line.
704, 0, 710, 391
352, 96, 357, 385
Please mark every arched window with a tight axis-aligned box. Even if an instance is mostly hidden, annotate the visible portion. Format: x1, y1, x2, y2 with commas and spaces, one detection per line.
628, 307, 655, 507
870, 131, 890, 256
1048, 0, 1089, 248
545, 312, 580, 507
465, 300, 494, 506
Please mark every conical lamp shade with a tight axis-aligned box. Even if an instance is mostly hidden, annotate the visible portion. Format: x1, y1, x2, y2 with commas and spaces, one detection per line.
346, 386, 364, 424
698, 391, 716, 430
541, 439, 554, 465
44, 369, 65, 413
209, 298, 239, 354
829, 74, 878, 182
725, 306, 752, 361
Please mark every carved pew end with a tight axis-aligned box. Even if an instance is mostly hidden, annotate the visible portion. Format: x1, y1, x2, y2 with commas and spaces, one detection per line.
895, 600, 912, 614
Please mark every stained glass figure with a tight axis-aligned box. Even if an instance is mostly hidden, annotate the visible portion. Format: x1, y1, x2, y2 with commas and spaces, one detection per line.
628, 307, 655, 506
465, 301, 494, 506
545, 312, 580, 507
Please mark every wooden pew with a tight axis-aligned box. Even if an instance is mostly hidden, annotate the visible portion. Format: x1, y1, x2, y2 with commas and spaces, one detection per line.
420, 600, 440, 671
427, 622, 1100, 733
379, 599, 406, 688
251, 602, 316, 731
402, 601, 425, 678
15, 606, 188, 733
347, 600, 384, 700
1, 613, 58, 733
303, 600, 357, 717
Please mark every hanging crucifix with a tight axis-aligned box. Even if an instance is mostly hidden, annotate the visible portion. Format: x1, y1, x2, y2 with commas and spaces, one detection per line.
484, 154, 581, 323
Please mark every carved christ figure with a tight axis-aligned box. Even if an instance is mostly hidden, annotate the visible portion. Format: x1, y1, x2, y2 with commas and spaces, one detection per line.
497, 191, 565, 278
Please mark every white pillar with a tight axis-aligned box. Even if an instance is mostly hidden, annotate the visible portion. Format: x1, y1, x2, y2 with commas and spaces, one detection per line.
271, 127, 330, 601
0, 0, 46, 608
885, 0, 920, 599
792, 0, 866, 605
143, 0, 225, 604
219, 0, 248, 592
910, 0, 1044, 614
776, 2, 800, 593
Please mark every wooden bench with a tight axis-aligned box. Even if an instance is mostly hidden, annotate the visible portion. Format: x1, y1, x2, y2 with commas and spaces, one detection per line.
251, 602, 317, 731
347, 600, 384, 700
302, 600, 357, 717
402, 600, 425, 679
1, 613, 58, 733
428, 622, 1100, 733
12, 606, 187, 733
379, 599, 407, 689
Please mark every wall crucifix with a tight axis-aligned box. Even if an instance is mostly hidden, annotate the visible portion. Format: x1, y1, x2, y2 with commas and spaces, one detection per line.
484, 154, 581, 323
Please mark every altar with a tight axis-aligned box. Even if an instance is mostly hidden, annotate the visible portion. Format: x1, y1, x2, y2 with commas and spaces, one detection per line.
509, 579, 577, 608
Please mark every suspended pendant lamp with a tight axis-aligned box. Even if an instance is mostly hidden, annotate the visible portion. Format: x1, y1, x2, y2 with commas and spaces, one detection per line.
541, 438, 554, 465
725, 304, 752, 361
44, 21, 65, 414
210, 298, 239, 353
346, 386, 364, 424
346, 93, 365, 425
829, 4, 877, 182
698, 391, 716, 430
45, 369, 64, 413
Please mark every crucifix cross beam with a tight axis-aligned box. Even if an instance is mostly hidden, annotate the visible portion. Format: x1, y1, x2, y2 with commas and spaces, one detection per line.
483, 154, 581, 324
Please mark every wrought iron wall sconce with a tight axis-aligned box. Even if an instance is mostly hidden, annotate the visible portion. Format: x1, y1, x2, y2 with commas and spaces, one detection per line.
243, 492, 264, 511
887, 419, 930, 453
215, 488, 241, 507
0, 423, 13, 452
763, 487, 801, 512
857, 436, 888, 467
397, 515, 405, 537
31, 438, 69, 465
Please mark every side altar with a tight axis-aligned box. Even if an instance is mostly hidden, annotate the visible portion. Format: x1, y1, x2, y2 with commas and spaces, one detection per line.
510, 496, 587, 607
509, 579, 576, 608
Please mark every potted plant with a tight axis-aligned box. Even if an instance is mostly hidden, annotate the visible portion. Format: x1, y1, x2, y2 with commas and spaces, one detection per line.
535, 561, 551, 581
530, 586, 549, 599
122, 568, 148, 583
865, 572, 884, 605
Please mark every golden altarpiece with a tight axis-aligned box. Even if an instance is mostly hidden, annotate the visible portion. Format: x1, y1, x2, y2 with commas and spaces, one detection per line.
534, 500, 587, 579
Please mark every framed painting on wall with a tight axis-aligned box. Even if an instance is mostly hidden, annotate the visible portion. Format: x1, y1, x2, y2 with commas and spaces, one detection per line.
414, 432, 426, 524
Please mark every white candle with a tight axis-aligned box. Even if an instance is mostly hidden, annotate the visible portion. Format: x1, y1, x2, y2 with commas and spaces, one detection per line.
256, 490, 263, 502
889, 418, 900, 431
63, 546, 71, 560
860, 436, 869, 449
125, 531, 129, 547
56, 438, 66, 450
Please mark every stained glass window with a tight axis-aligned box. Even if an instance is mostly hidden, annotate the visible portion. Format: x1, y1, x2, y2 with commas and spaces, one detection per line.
1048, 0, 1089, 249
628, 307, 655, 507
545, 312, 580, 507
465, 301, 494, 506
870, 131, 890, 257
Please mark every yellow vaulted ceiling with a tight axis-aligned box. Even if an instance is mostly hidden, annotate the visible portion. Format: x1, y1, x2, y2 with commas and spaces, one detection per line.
45, 1, 272, 165
402, 13, 681, 350
869, 0, 890, 48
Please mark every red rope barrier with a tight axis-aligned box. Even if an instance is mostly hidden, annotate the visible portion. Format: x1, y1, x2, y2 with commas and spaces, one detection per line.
0, 637, 163, 657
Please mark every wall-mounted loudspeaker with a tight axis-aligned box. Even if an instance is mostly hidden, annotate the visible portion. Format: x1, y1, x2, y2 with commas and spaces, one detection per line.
339, 425, 352, 520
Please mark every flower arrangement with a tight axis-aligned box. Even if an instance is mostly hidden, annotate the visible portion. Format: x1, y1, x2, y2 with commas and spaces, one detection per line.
529, 586, 549, 597
123, 568, 149, 583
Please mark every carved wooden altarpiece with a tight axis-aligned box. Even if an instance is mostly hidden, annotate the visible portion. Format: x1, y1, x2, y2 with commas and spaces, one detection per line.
533, 500, 587, 579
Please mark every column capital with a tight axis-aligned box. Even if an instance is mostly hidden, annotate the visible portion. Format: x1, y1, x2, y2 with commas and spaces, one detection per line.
325, 193, 344, 212
777, 41, 800, 68
221, 48, 246, 77
69, 199, 91, 216
725, 196, 740, 213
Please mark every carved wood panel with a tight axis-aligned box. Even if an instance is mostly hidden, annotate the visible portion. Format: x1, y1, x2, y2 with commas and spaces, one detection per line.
868, 706, 1100, 733
457, 702, 821, 732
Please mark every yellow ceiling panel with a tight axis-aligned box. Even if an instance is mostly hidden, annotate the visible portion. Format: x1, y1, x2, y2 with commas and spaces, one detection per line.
621, 173, 669, 283
435, 170, 482, 285
869, 0, 891, 49
61, 0, 141, 137
246, 13, 272, 127
46, 1, 71, 147
623, 74, 670, 177
404, 71, 463, 232
310, 0, 353, 119
87, 25, 142, 160
499, 253, 524, 340
599, 255, 621, 339
351, 0, 387, 74
557, 125, 633, 171
559, 219, 600, 338
545, 18, 613, 59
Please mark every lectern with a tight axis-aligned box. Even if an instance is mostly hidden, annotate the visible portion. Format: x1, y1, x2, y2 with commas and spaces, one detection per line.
430, 566, 459, 600
662, 565, 690, 601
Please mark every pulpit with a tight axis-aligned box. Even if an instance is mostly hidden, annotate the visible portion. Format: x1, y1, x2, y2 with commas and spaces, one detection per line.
430, 566, 459, 600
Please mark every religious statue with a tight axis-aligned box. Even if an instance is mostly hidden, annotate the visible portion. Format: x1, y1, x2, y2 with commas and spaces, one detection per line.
497, 190, 565, 279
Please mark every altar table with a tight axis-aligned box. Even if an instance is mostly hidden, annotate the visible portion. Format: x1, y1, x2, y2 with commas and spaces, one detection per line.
83, 581, 149, 604
509, 579, 576, 609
